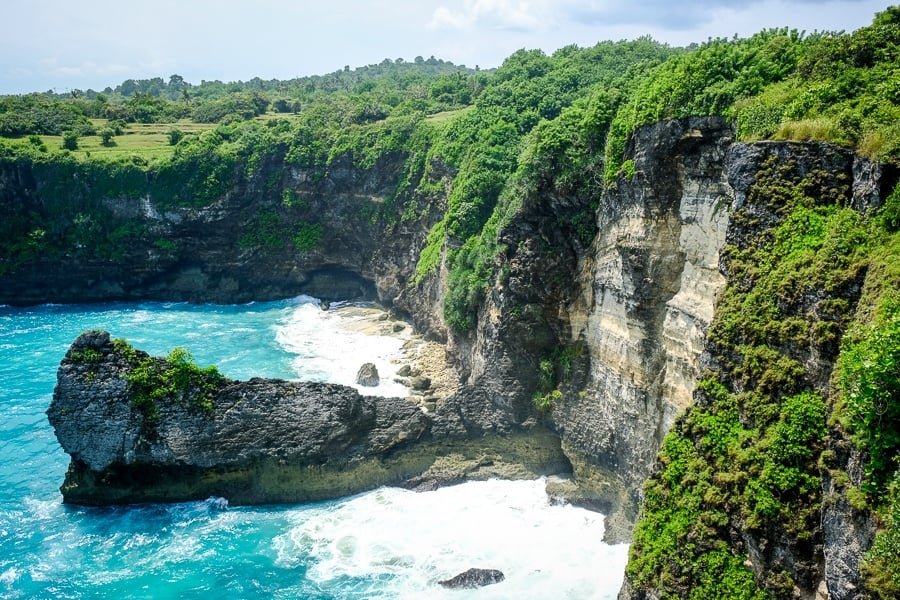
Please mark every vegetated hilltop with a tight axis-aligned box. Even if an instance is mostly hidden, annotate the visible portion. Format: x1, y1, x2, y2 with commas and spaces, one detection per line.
6, 6, 900, 600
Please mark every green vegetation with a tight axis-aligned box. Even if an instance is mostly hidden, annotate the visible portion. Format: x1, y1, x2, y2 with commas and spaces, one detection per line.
292, 223, 322, 252
239, 210, 289, 250
0, 95, 95, 136
627, 145, 900, 596
839, 297, 900, 492
167, 128, 184, 145
61, 130, 79, 150
114, 339, 224, 426
605, 7, 899, 179
419, 39, 675, 331
834, 182, 900, 598
863, 471, 900, 599
98, 127, 116, 147
532, 346, 580, 411
69, 347, 104, 364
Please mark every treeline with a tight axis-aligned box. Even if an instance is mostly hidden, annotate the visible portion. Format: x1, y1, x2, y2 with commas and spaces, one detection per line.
0, 57, 483, 135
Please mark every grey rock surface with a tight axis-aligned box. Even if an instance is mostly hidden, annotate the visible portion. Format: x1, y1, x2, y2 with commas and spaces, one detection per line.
49, 331, 570, 505
438, 568, 505, 589
356, 362, 380, 386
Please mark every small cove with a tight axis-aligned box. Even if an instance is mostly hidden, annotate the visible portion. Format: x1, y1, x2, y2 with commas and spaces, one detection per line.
0, 297, 628, 599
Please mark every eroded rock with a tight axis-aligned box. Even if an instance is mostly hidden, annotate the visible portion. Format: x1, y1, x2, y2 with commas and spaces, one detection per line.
438, 568, 505, 589
356, 362, 380, 386
48, 331, 570, 506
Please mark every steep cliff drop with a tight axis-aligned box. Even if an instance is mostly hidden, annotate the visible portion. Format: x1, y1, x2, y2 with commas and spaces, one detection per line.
617, 136, 894, 599
552, 117, 733, 541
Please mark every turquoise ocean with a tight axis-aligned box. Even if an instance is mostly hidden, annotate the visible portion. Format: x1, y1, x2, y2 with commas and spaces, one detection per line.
0, 298, 627, 599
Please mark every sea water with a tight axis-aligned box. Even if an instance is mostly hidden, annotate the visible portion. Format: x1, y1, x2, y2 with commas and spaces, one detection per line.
0, 297, 628, 599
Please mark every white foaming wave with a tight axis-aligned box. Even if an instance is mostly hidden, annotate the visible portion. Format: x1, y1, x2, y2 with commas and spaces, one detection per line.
21, 498, 63, 522
275, 303, 409, 396
0, 567, 19, 586
283, 295, 321, 306
272, 479, 629, 600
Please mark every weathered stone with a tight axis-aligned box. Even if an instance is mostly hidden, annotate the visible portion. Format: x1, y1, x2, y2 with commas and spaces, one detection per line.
438, 568, 505, 589
552, 117, 734, 537
397, 365, 412, 377
410, 375, 431, 391
48, 331, 571, 505
356, 362, 380, 386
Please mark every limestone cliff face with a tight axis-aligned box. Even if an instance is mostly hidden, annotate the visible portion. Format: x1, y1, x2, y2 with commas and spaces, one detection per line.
495, 117, 733, 537
616, 140, 892, 599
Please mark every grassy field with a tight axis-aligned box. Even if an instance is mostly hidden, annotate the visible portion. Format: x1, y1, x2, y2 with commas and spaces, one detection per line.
26, 119, 218, 162
425, 106, 474, 124
4, 108, 468, 163
4, 114, 302, 163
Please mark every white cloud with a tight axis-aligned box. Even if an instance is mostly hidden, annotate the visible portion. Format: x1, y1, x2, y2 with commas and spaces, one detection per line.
429, 5, 470, 29
429, 0, 879, 33
429, 0, 547, 31
39, 57, 133, 79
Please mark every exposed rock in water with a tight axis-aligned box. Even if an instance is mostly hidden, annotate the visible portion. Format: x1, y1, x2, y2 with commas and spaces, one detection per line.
356, 362, 380, 386
438, 568, 505, 589
48, 331, 571, 505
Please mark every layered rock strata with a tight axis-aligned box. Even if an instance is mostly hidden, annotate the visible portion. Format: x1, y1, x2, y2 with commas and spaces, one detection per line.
536, 117, 732, 539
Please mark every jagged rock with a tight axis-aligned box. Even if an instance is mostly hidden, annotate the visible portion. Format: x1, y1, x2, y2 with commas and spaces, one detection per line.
356, 362, 380, 386
48, 331, 570, 505
397, 365, 412, 377
438, 568, 505, 589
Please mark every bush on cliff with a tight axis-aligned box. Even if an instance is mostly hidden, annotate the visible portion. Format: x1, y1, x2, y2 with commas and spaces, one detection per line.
115, 340, 224, 426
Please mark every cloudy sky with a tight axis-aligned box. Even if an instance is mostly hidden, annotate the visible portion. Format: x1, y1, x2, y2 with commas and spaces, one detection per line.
1, 0, 893, 94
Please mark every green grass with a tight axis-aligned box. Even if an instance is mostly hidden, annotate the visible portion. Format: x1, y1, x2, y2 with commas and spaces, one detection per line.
424, 106, 474, 124
23, 119, 216, 162
6, 115, 305, 162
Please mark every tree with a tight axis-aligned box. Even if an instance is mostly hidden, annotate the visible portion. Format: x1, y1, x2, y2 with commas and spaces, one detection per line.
99, 127, 116, 146
61, 131, 79, 150
167, 128, 184, 145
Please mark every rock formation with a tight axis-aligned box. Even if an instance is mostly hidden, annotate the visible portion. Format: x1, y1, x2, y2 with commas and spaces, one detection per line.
49, 330, 569, 505
356, 362, 380, 386
438, 568, 505, 589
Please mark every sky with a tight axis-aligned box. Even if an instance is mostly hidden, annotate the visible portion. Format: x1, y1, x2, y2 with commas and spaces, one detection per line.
0, 0, 894, 94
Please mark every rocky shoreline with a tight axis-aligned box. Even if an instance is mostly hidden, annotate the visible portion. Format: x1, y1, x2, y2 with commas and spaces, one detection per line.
49, 329, 570, 506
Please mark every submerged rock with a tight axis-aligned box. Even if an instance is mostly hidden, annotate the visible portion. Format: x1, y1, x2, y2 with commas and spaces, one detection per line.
356, 362, 380, 386
438, 568, 505, 589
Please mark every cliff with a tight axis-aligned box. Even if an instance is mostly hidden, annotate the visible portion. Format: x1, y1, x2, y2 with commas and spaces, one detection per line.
0, 150, 431, 305
618, 138, 896, 599
33, 116, 899, 598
